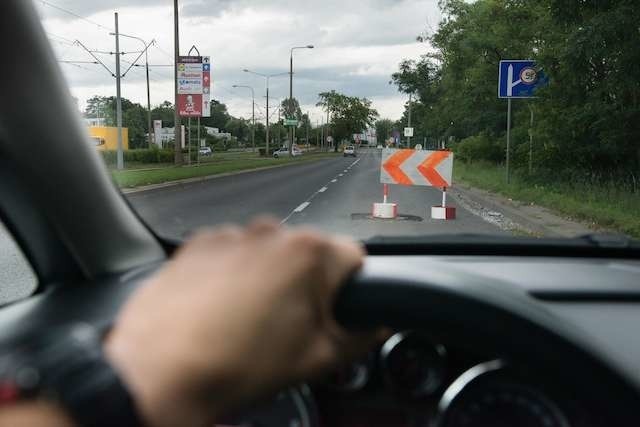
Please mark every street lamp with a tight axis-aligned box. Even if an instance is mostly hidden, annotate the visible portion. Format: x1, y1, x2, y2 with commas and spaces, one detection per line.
110, 32, 155, 147
288, 45, 314, 153
243, 69, 288, 156
232, 84, 255, 153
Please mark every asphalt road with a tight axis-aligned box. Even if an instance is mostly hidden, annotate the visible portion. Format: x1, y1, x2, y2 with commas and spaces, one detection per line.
128, 148, 502, 241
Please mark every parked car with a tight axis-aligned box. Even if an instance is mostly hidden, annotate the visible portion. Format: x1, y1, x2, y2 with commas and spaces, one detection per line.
199, 147, 212, 157
343, 145, 356, 157
273, 147, 302, 158
377, 144, 383, 149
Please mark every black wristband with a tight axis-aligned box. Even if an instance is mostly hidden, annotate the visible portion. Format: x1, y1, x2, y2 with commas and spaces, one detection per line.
0, 323, 143, 427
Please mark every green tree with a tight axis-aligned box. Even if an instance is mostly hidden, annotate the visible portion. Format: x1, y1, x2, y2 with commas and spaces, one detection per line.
151, 101, 175, 128
317, 90, 378, 151
375, 119, 395, 146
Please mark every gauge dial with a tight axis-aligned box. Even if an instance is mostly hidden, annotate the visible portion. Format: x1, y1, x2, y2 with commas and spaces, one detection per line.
218, 385, 318, 427
380, 331, 446, 398
437, 360, 570, 427
326, 358, 371, 392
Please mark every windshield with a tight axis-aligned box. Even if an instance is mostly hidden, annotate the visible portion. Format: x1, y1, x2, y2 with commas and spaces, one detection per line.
38, 0, 640, 242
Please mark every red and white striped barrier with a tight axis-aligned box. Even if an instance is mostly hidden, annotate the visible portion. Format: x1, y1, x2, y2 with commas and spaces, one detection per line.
372, 184, 398, 219
431, 187, 456, 220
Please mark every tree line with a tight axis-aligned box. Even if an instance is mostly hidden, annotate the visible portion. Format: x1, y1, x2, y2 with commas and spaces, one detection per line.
388, 0, 640, 187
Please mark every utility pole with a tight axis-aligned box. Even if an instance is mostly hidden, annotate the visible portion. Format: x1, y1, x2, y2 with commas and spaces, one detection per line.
266, 86, 270, 155
306, 111, 309, 151
288, 45, 314, 154
326, 108, 330, 151
114, 13, 124, 170
277, 104, 281, 147
145, 44, 152, 147
407, 92, 412, 147
173, 0, 182, 164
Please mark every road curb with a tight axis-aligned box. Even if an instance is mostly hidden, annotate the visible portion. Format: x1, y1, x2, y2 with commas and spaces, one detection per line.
120, 157, 336, 194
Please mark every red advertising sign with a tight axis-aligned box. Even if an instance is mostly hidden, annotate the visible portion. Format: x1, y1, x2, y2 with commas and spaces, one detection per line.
178, 94, 203, 117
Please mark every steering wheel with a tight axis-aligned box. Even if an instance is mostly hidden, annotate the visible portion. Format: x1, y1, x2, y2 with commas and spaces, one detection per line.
332, 260, 640, 425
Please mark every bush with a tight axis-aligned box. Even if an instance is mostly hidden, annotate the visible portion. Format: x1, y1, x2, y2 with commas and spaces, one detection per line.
454, 134, 503, 163
100, 147, 174, 166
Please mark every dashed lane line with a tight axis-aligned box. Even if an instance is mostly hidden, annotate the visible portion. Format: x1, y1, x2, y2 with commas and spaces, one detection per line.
280, 157, 362, 225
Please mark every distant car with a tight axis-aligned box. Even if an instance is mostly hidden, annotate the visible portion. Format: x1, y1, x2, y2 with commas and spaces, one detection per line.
376, 145, 383, 149
199, 147, 212, 156
343, 145, 356, 157
273, 147, 302, 158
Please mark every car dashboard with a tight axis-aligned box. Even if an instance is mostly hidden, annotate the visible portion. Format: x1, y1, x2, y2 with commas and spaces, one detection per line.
1, 254, 640, 427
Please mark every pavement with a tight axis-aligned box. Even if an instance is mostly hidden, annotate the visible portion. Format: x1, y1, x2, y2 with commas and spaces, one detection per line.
127, 148, 504, 241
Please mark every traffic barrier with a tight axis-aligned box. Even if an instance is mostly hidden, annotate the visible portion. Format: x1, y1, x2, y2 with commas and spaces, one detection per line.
372, 184, 398, 219
431, 187, 456, 220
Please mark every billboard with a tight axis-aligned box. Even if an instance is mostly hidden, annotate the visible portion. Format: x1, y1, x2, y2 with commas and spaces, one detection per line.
177, 55, 204, 117
178, 94, 203, 117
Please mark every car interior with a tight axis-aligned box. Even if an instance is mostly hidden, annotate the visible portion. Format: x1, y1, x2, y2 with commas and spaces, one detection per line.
2, 1, 640, 426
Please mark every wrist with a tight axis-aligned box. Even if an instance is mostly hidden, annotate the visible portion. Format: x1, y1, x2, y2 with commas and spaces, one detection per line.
104, 327, 214, 427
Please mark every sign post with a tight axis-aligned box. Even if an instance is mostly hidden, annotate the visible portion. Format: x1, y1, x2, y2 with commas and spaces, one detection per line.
498, 60, 547, 183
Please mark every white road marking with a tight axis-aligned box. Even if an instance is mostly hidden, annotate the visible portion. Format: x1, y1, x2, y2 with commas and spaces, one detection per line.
281, 158, 361, 224
343, 169, 348, 172
294, 202, 310, 212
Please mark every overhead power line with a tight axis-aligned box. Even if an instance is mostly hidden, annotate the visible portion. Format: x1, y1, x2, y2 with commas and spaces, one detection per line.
39, 0, 113, 32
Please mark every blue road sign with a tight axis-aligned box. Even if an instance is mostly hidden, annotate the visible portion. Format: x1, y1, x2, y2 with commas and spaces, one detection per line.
498, 60, 547, 98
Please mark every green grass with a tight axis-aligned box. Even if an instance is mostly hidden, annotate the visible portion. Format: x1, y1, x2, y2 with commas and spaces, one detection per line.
454, 161, 640, 238
111, 152, 338, 188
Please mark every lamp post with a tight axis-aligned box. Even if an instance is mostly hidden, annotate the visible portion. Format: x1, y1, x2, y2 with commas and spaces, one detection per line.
232, 85, 255, 153
288, 45, 314, 154
243, 69, 288, 156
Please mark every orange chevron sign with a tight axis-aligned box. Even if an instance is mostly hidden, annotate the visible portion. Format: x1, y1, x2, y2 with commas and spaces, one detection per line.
380, 149, 453, 187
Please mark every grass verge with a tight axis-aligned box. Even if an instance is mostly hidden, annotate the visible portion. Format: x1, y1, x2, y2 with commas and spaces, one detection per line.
454, 161, 640, 238
111, 152, 339, 188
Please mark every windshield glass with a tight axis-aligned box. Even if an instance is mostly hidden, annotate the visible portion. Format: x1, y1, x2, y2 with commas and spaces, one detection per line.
38, 0, 640, 241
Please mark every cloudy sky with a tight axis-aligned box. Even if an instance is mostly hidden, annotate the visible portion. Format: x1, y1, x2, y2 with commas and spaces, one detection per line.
37, 0, 441, 123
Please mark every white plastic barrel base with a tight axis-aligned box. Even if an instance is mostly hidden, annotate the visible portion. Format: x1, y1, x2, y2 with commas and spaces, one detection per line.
372, 202, 398, 219
431, 206, 456, 220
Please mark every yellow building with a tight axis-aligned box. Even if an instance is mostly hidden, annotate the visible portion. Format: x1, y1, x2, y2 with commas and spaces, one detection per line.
88, 126, 129, 151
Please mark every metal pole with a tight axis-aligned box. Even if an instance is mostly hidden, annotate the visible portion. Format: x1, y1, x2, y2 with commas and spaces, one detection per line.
145, 46, 152, 147
506, 97, 512, 184
306, 111, 309, 151
265, 83, 270, 156
251, 90, 255, 153
187, 117, 191, 165
173, 0, 182, 164
289, 52, 293, 154
197, 117, 200, 166
277, 105, 281, 147
407, 93, 412, 147
114, 13, 124, 170
528, 103, 534, 175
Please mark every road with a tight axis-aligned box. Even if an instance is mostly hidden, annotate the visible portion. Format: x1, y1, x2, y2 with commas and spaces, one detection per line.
128, 148, 502, 240
0, 149, 503, 305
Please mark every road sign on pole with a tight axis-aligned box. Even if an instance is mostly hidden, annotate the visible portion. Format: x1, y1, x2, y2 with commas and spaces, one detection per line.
404, 127, 414, 137
177, 55, 203, 117
202, 56, 211, 118
284, 118, 298, 126
498, 60, 547, 98
498, 60, 548, 184
380, 149, 453, 187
